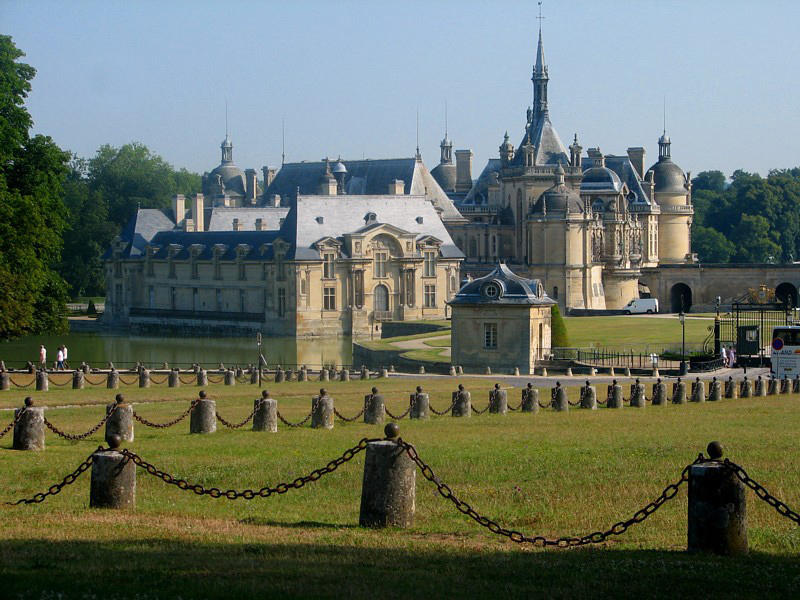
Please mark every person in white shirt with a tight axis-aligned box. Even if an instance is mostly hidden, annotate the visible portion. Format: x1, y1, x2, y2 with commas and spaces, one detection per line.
720, 346, 728, 368
56, 347, 64, 371
62, 344, 69, 369
39, 345, 47, 369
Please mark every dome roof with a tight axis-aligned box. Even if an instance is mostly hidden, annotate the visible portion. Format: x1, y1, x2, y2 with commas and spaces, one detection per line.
332, 161, 347, 174
431, 162, 457, 192
580, 166, 623, 193
648, 158, 687, 195
532, 182, 582, 213
449, 263, 554, 306
208, 163, 246, 196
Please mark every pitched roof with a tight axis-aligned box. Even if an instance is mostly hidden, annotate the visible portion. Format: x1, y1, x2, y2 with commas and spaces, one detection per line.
514, 115, 569, 167
207, 206, 290, 231
449, 263, 555, 306
115, 208, 176, 258
461, 159, 501, 205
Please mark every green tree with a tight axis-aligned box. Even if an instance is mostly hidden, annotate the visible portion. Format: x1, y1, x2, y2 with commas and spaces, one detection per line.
0, 35, 69, 338
691, 170, 726, 193
692, 225, 735, 263
551, 304, 569, 348
731, 214, 780, 263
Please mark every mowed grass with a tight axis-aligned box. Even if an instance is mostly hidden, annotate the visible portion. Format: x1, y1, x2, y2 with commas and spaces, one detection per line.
1, 378, 800, 598
563, 315, 712, 348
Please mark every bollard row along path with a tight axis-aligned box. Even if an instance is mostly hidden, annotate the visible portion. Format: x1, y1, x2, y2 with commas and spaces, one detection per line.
4, 430, 799, 555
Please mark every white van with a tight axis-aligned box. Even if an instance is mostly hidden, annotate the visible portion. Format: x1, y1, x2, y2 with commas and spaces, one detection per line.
623, 298, 659, 314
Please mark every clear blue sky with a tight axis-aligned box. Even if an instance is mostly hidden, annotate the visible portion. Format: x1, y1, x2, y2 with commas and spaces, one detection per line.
3, 0, 799, 179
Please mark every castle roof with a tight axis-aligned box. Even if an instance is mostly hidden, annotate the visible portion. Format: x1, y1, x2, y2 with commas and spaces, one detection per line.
449, 263, 555, 306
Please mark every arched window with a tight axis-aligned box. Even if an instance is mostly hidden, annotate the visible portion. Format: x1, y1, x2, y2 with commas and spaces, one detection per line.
374, 284, 389, 313
552, 286, 559, 299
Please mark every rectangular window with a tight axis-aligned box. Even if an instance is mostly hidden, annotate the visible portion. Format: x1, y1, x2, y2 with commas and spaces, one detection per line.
214, 260, 222, 280
170, 287, 176, 310
484, 323, 498, 349
238, 262, 246, 281
374, 252, 387, 278
148, 286, 154, 309
239, 289, 246, 312
146, 259, 154, 277
424, 284, 436, 308
276, 252, 285, 281
423, 251, 436, 277
277, 288, 286, 317
405, 270, 415, 306
114, 261, 122, 278
216, 288, 222, 311
169, 260, 176, 279
323, 286, 336, 311
191, 261, 198, 279
192, 288, 198, 311
323, 252, 335, 279
354, 270, 364, 308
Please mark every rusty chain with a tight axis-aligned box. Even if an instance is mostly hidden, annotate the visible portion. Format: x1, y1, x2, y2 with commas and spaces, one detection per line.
276, 410, 313, 427
84, 375, 107, 385
119, 437, 380, 500
0, 407, 26, 439
721, 459, 800, 526
538, 397, 552, 409
149, 375, 169, 385
118, 375, 139, 386
429, 400, 455, 416
5, 447, 101, 505
207, 374, 225, 384
179, 374, 197, 385
9, 376, 34, 389
216, 400, 262, 429
48, 375, 73, 387
471, 403, 491, 415
333, 407, 366, 422
385, 404, 412, 420
398, 437, 705, 547
43, 404, 118, 441
132, 399, 199, 428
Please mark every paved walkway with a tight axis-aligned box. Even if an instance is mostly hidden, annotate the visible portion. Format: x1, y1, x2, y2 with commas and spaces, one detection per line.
390, 335, 451, 358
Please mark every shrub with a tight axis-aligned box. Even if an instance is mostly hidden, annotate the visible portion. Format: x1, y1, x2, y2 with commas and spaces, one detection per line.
551, 304, 569, 348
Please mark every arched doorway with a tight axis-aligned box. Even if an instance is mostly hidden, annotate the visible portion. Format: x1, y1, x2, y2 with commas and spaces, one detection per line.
670, 283, 692, 313
776, 282, 798, 307
374, 284, 389, 313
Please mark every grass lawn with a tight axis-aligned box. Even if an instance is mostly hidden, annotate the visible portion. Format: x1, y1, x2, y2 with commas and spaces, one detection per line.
2, 379, 799, 598
563, 315, 712, 349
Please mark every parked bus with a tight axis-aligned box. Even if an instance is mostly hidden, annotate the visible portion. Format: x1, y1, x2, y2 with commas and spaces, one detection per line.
770, 326, 800, 377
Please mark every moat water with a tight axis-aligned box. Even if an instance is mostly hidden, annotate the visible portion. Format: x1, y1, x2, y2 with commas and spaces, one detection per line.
0, 332, 353, 370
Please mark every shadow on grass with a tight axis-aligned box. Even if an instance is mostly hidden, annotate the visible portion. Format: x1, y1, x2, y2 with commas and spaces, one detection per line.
238, 517, 359, 529
2, 538, 799, 599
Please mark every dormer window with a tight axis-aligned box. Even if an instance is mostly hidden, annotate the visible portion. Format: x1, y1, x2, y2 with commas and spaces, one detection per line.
322, 252, 335, 279
423, 250, 437, 278
364, 212, 377, 224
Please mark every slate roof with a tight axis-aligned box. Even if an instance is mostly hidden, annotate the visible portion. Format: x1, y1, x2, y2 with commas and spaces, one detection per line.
264, 158, 466, 224
513, 115, 570, 167
460, 159, 501, 205
281, 195, 464, 261
147, 230, 279, 260
113, 208, 176, 258
207, 207, 290, 231
604, 155, 652, 205
449, 263, 555, 306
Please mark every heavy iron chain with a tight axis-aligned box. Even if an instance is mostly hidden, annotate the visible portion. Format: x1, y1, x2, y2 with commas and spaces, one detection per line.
132, 399, 199, 428
149, 375, 169, 385
385, 404, 412, 420
0, 407, 26, 439
216, 400, 262, 429
471, 403, 491, 415
84, 375, 107, 386
43, 404, 118, 441
507, 402, 522, 412
118, 437, 381, 500
276, 410, 313, 428
5, 447, 101, 505
538, 397, 552, 409
179, 375, 197, 385
429, 400, 455, 416
118, 375, 139, 386
207, 374, 225, 384
397, 437, 705, 547
721, 459, 800, 526
333, 407, 366, 423
9, 376, 34, 389
48, 375, 73, 387
236, 375, 251, 384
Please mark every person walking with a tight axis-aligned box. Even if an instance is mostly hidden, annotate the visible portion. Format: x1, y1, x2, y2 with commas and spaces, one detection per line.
720, 345, 728, 368
728, 345, 736, 368
56, 346, 64, 371
62, 344, 69, 369
38, 345, 47, 370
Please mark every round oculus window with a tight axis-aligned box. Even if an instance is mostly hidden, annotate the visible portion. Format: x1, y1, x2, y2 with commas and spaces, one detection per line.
483, 282, 501, 299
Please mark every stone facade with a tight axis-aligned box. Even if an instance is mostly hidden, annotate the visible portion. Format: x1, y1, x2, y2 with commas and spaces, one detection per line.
449, 264, 554, 374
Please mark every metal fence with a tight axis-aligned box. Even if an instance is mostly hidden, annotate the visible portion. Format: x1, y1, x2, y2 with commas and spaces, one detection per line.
719, 303, 796, 357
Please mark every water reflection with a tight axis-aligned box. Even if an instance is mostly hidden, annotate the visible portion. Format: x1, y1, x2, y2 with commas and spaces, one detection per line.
0, 333, 352, 369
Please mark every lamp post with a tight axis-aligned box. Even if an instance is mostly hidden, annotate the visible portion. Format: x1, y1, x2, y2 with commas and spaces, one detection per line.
256, 332, 262, 386
679, 311, 687, 375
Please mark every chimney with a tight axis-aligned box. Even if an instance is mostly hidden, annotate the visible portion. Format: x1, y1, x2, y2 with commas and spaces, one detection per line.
270, 194, 281, 207
232, 218, 242, 232
389, 179, 405, 195
627, 147, 646, 180
255, 218, 265, 231
245, 169, 257, 205
262, 166, 277, 189
184, 218, 195, 232
172, 194, 185, 225
192, 193, 205, 232
455, 149, 473, 193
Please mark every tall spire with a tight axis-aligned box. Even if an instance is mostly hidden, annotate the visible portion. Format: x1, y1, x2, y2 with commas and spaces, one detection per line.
440, 101, 453, 164
221, 100, 233, 164
532, 1, 549, 122
659, 97, 671, 160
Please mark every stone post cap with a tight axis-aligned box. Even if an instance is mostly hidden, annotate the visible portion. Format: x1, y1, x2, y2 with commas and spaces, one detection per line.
24, 396, 34, 407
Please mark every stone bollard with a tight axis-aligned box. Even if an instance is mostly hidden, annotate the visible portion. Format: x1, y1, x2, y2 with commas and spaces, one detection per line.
359, 425, 415, 528
740, 377, 753, 398
687, 442, 747, 555
189, 391, 216, 434
624, 367, 631, 377
607, 380, 623, 409
589, 367, 597, 376
253, 391, 277, 433
794, 376, 800, 394
0, 360, 4, 371
767, 378, 777, 396
169, 369, 180, 388
449, 365, 456, 376
419, 365, 426, 375
89, 435, 135, 509
360, 365, 369, 380
651, 379, 667, 406
725, 377, 738, 399
608, 367, 615, 377
299, 367, 308, 382
340, 369, 350, 382
107, 369, 119, 389
0, 371, 8, 391
539, 367, 548, 377
580, 383, 597, 410
410, 386, 429, 419
513, 367, 520, 376
105, 394, 134, 442
389, 364, 396, 373
197, 369, 208, 386
629, 379, 646, 408
485, 366, 492, 375
224, 370, 235, 386
780, 377, 789, 394
379, 368, 388, 378
286, 368, 296, 382
452, 385, 471, 417
27, 361, 35, 374
82, 363, 91, 375
457, 365, 464, 375
565, 367, 573, 377
250, 369, 259, 384
552, 383, 568, 412
652, 367, 660, 378
235, 366, 244, 379
709, 378, 722, 402
139, 368, 150, 388
364, 388, 386, 425
320, 368, 329, 381
672, 379, 687, 404
13, 398, 45, 450
275, 367, 285, 383
755, 376, 766, 397
521, 385, 539, 413
36, 369, 48, 392
691, 378, 706, 403
311, 390, 334, 429
488, 384, 508, 414
72, 370, 85, 389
